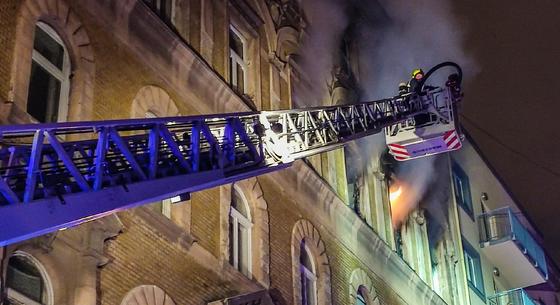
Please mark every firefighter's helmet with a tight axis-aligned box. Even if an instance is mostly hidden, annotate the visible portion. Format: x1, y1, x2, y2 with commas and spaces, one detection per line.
411, 68, 424, 78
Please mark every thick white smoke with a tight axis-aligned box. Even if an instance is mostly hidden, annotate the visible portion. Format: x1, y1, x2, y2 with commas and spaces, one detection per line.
360, 0, 476, 227
293, 0, 348, 107
358, 0, 476, 100
297, 0, 477, 227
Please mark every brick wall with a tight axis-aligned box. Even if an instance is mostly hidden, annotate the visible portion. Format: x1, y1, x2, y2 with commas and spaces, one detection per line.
0, 0, 20, 103
101, 208, 244, 305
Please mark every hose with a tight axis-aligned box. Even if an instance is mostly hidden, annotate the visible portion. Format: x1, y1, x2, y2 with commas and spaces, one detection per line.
416, 61, 463, 94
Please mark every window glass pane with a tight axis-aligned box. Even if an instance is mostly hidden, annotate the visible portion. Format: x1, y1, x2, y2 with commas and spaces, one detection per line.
34, 25, 64, 70
301, 270, 308, 305
239, 224, 249, 275
229, 217, 235, 266
160, 0, 173, 21
305, 277, 316, 305
236, 63, 244, 93
229, 29, 243, 58
453, 163, 473, 215
232, 190, 248, 217
27, 61, 61, 123
356, 290, 367, 305
463, 239, 485, 298
300, 243, 313, 271
7, 256, 45, 303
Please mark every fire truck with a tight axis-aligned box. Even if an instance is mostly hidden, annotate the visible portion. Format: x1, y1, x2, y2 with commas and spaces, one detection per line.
0, 62, 463, 246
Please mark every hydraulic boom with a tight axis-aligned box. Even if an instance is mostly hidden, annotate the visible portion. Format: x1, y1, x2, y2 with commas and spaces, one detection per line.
0, 74, 462, 246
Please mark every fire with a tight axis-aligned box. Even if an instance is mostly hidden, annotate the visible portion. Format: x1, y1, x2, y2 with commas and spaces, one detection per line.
389, 185, 402, 204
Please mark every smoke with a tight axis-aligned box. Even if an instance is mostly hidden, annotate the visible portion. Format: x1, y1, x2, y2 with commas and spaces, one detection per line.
358, 0, 477, 100
391, 156, 438, 228
295, 0, 476, 228
353, 0, 477, 229
293, 0, 349, 107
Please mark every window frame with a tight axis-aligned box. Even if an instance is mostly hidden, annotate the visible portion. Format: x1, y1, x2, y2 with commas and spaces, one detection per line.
143, 0, 176, 24
228, 25, 248, 94
452, 162, 474, 220
300, 243, 318, 305
6, 251, 54, 305
462, 238, 485, 300
29, 22, 71, 123
229, 187, 253, 278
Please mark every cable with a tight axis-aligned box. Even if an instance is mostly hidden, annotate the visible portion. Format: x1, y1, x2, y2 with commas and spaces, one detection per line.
460, 114, 560, 180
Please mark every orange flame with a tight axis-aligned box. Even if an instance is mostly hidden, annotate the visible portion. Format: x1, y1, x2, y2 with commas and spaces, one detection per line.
389, 185, 402, 205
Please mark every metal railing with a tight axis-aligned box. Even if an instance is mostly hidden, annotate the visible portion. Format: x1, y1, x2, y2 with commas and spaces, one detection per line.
488, 288, 539, 305
478, 207, 548, 279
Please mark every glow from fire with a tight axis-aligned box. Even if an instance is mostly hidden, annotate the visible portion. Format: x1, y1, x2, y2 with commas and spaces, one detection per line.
389, 185, 402, 204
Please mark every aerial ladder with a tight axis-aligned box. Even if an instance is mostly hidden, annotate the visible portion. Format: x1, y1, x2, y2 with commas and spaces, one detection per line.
0, 62, 463, 246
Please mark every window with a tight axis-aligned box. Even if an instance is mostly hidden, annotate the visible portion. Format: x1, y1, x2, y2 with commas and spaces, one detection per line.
27, 22, 70, 123
300, 242, 317, 305
355, 287, 367, 305
229, 187, 252, 277
452, 162, 473, 219
229, 26, 247, 94
462, 238, 485, 300
144, 110, 182, 218
6, 253, 51, 305
143, 0, 175, 23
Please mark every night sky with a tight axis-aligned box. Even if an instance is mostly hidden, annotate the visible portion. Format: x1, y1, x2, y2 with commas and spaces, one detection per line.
452, 2, 560, 265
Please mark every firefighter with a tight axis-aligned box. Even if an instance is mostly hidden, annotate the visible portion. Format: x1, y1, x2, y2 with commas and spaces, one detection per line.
398, 82, 408, 96
408, 68, 424, 93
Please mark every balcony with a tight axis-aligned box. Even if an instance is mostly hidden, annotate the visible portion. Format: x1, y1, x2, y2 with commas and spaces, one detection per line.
488, 288, 539, 305
478, 207, 548, 288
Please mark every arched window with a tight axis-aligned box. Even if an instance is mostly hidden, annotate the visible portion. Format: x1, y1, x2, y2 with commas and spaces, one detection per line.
6, 252, 52, 305
229, 186, 252, 277
292, 219, 331, 305
300, 242, 317, 305
27, 22, 71, 123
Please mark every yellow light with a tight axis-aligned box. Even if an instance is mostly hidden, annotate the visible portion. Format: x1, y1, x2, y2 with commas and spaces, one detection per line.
389, 185, 402, 204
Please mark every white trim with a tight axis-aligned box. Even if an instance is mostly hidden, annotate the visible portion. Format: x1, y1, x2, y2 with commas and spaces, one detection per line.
31, 22, 71, 123
229, 25, 248, 93
7, 288, 42, 305
300, 244, 317, 305
229, 187, 253, 278
8, 251, 54, 305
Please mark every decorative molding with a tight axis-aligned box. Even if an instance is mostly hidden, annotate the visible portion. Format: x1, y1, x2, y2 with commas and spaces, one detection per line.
291, 219, 332, 305
220, 178, 271, 287
131, 85, 180, 118
120, 285, 176, 305
349, 268, 380, 305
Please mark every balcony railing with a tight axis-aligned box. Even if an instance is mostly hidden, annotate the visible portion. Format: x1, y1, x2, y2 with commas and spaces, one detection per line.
488, 288, 539, 305
478, 207, 548, 279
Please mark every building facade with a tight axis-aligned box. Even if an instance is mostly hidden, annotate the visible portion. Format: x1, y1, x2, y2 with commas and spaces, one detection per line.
0, 1, 557, 305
